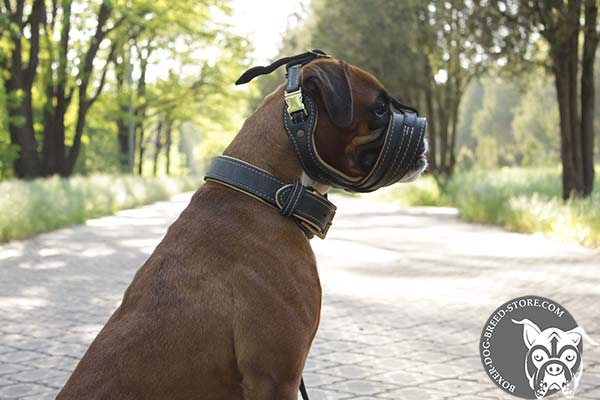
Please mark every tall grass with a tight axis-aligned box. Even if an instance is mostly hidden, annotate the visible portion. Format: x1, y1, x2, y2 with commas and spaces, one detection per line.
445, 167, 600, 247
373, 175, 447, 206
379, 167, 600, 247
0, 175, 200, 242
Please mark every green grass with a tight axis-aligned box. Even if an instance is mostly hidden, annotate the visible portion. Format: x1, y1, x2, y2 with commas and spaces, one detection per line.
372, 175, 447, 206
379, 167, 600, 247
0, 174, 200, 243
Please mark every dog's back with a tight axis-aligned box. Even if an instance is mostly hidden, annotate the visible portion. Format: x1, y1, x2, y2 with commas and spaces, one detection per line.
57, 184, 320, 400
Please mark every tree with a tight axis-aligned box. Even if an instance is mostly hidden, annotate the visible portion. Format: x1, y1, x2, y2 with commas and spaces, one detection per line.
0, 0, 46, 177
1, 0, 248, 178
473, 0, 598, 198
41, 0, 121, 176
470, 77, 521, 166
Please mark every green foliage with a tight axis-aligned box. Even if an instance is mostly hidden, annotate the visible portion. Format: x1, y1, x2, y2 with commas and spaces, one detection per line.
0, 79, 17, 178
475, 136, 499, 169
0, 174, 200, 242
378, 167, 600, 247
455, 71, 564, 169
373, 175, 447, 207
511, 74, 560, 166
1, 0, 252, 178
445, 168, 600, 247
471, 77, 521, 166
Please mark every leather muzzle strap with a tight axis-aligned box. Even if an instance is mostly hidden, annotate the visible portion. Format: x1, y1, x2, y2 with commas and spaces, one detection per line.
204, 156, 336, 239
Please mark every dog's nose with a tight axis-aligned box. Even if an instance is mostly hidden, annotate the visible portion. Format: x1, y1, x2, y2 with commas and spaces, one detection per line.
546, 363, 564, 376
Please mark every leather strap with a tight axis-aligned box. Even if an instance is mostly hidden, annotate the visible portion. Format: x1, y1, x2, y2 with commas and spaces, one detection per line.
204, 156, 336, 239
282, 66, 425, 193
287, 64, 302, 92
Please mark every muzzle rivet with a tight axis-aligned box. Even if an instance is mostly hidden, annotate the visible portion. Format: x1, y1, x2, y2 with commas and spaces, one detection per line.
296, 129, 305, 138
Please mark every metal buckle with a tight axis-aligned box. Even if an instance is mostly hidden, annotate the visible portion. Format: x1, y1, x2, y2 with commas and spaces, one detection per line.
276, 184, 335, 239
301, 187, 336, 239
285, 89, 307, 117
303, 219, 332, 240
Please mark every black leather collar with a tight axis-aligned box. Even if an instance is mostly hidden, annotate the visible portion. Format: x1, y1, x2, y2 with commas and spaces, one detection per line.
204, 156, 336, 239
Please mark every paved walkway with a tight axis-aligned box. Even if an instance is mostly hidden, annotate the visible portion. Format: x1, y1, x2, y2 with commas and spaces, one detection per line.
0, 193, 598, 399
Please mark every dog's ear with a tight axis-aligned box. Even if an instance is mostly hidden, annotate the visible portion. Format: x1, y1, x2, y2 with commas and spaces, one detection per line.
565, 326, 599, 346
512, 319, 542, 349
302, 60, 354, 129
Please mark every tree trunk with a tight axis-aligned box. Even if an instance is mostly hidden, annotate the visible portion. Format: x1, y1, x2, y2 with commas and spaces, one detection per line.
134, 48, 149, 175
63, 2, 114, 176
165, 121, 173, 175
549, 0, 584, 199
5, 0, 45, 178
152, 121, 163, 177
554, 59, 578, 199
424, 60, 437, 172
7, 93, 40, 178
581, 0, 598, 196
448, 89, 461, 172
115, 52, 131, 172
137, 125, 145, 175
436, 90, 448, 173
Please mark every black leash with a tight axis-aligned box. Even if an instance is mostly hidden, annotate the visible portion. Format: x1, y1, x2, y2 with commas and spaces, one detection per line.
299, 377, 309, 400
235, 49, 329, 85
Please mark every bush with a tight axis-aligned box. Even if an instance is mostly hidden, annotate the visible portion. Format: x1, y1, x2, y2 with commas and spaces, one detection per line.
0, 174, 200, 242
444, 167, 600, 247
377, 167, 600, 247
372, 174, 447, 206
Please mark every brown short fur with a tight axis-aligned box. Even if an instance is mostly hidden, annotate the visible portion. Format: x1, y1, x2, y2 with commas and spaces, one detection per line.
57, 59, 388, 400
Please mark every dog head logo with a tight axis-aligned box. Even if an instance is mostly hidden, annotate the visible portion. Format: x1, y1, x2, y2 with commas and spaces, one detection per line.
512, 318, 597, 399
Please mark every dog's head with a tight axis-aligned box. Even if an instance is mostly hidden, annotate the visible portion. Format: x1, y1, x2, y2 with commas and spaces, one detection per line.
300, 58, 428, 187
512, 319, 597, 399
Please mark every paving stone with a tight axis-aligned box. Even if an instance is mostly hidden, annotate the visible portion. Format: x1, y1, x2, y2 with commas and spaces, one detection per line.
422, 378, 488, 395
319, 364, 383, 379
300, 387, 353, 400
0, 363, 30, 376
379, 386, 447, 399
8, 368, 63, 383
302, 372, 345, 387
0, 351, 43, 364
324, 379, 398, 396
0, 382, 50, 399
1, 193, 599, 399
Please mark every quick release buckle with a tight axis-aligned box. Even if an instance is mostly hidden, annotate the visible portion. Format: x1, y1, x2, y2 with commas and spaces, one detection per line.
284, 89, 307, 118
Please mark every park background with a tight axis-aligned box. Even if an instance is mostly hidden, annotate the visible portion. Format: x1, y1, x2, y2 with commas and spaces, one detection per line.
1, 0, 599, 247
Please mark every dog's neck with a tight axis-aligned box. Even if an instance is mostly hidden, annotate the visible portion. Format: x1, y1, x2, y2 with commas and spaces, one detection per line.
224, 85, 330, 195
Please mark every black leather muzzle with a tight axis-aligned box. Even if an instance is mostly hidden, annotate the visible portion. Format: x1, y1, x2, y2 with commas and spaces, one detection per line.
236, 50, 427, 193
284, 93, 426, 193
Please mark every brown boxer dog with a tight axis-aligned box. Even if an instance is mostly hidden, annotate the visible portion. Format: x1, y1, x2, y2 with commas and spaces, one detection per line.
57, 54, 427, 399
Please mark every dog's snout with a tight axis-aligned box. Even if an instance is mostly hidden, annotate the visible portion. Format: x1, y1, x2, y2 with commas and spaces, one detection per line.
546, 363, 564, 376
417, 138, 426, 155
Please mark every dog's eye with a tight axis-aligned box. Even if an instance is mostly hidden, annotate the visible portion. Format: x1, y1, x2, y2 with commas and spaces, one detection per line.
373, 104, 387, 117
565, 354, 574, 361
534, 354, 543, 361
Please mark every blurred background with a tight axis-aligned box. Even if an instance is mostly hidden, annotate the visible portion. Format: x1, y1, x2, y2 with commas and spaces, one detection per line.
0, 0, 599, 247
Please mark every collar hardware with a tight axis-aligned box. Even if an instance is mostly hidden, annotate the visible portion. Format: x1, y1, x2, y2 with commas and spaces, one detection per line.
284, 89, 307, 118
204, 156, 336, 240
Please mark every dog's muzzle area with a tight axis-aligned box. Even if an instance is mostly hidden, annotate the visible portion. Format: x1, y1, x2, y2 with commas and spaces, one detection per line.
400, 138, 428, 182
352, 110, 428, 189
